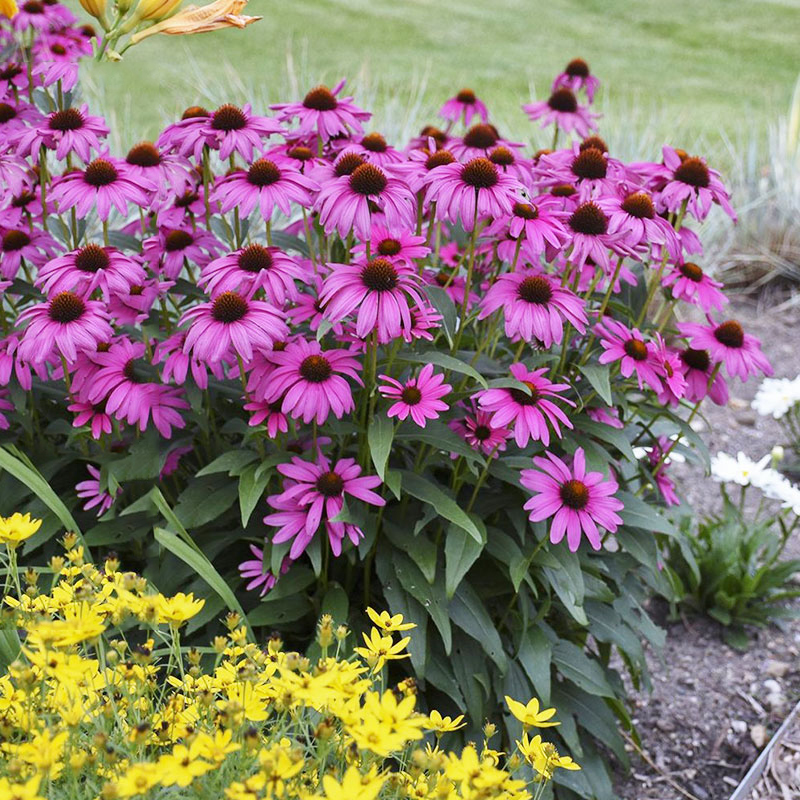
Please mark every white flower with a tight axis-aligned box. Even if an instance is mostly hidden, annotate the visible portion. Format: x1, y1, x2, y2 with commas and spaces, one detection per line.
752, 376, 800, 419
710, 451, 771, 486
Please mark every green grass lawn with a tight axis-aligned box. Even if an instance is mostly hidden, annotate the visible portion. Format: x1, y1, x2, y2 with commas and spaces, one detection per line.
76, 0, 799, 159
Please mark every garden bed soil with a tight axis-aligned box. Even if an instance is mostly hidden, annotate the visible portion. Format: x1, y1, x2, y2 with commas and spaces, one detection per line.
614, 292, 800, 800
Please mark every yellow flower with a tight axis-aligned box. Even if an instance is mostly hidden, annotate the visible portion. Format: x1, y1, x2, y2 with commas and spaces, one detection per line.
155, 742, 215, 786
0, 0, 18, 18
28, 601, 107, 647
353, 627, 411, 672
345, 690, 425, 757
516, 732, 581, 779
366, 607, 416, 633
129, 0, 260, 43
0, 776, 45, 800
0, 513, 41, 547
156, 592, 205, 625
195, 729, 240, 764
322, 765, 384, 800
116, 763, 161, 798
504, 695, 560, 728
14, 729, 68, 779
427, 709, 466, 733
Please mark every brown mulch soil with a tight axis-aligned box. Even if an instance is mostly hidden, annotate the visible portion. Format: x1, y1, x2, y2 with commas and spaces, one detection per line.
748, 703, 800, 799
613, 292, 800, 800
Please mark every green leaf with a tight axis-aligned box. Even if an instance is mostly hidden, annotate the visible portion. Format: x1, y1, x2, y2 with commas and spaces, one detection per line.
450, 582, 507, 672
578, 363, 613, 406
154, 526, 251, 635
105, 433, 169, 482
174, 475, 239, 529
321, 583, 349, 624
0, 627, 21, 669
518, 627, 552, 705
0, 445, 85, 549
445, 524, 485, 598
404, 351, 487, 388
399, 471, 483, 542
238, 463, 271, 527
574, 417, 635, 462
617, 490, 676, 535
196, 450, 259, 477
424, 285, 456, 347
247, 594, 314, 626
552, 640, 615, 698
367, 414, 393, 480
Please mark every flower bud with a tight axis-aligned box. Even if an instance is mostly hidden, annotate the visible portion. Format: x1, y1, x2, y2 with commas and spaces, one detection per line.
78, 0, 106, 20
772, 445, 785, 465
133, 0, 182, 20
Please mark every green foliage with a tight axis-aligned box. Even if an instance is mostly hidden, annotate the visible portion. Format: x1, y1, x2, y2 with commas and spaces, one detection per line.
663, 494, 800, 648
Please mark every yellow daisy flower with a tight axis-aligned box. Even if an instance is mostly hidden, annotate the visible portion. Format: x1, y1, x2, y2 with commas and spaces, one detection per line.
504, 695, 560, 728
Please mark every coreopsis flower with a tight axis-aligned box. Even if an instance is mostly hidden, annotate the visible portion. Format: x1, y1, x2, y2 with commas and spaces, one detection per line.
210, 158, 319, 221
523, 88, 598, 138
505, 696, 560, 728
427, 710, 467, 733
157, 592, 205, 625
552, 57, 600, 101
16, 292, 112, 364
271, 80, 371, 140
752, 376, 800, 419
678, 347, 729, 405
0, 512, 42, 547
378, 364, 452, 427
439, 88, 489, 127
199, 244, 302, 303
320, 766, 384, 800
319, 257, 427, 343
517, 733, 581, 779
653, 145, 736, 221
477, 364, 575, 448
678, 319, 773, 380
596, 319, 664, 392
179, 292, 288, 363
423, 157, 524, 230
143, 225, 225, 279
520, 447, 624, 551
366, 607, 416, 633
449, 402, 511, 457
264, 454, 384, 558
254, 339, 361, 425
0, 777, 44, 800
50, 156, 152, 221
36, 244, 145, 299
354, 627, 411, 672
315, 162, 414, 239
478, 270, 587, 347
15, 105, 108, 162
76, 465, 119, 516
661, 261, 727, 312
1, 226, 60, 279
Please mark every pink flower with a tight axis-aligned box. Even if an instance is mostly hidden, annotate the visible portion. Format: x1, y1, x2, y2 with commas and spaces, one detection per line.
50, 156, 152, 221
448, 124, 525, 162
264, 454, 384, 559
552, 58, 601, 102
449, 403, 510, 456
565, 201, 629, 271
596, 319, 663, 392
422, 157, 523, 230
1, 226, 60, 280
199, 244, 303, 304
678, 319, 773, 381
76, 465, 119, 517
200, 103, 283, 161
483, 199, 569, 262
439, 88, 489, 127
180, 291, 288, 364
36, 244, 145, 299
243, 399, 289, 436
351, 224, 430, 266
271, 80, 371, 141
211, 158, 319, 220
124, 141, 193, 198
478, 270, 587, 347
143, 226, 225, 280
535, 144, 627, 200
16, 292, 112, 364
678, 347, 729, 405
523, 88, 599, 138
661, 261, 727, 312
254, 339, 362, 425
68, 398, 113, 439
153, 331, 218, 390
344, 132, 405, 167
15, 104, 108, 162
319, 257, 427, 343
315, 162, 414, 239
477, 363, 575, 448
521, 447, 624, 552
238, 543, 289, 596
596, 190, 681, 259
378, 364, 452, 427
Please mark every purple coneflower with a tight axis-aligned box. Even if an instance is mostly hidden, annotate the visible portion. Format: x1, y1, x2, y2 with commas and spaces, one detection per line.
124, 141, 193, 198
678, 319, 773, 381
142, 226, 225, 280
565, 201, 628, 271
552, 58, 601, 102
477, 363, 575, 448
15, 104, 108, 162
523, 88, 598, 138
596, 319, 663, 392
485, 199, 569, 263
1, 226, 60, 279
439, 88, 489, 127
449, 404, 510, 457
478, 270, 587, 347
270, 80, 371, 140
68, 398, 113, 439
661, 261, 727, 312
199, 103, 283, 161
448, 123, 524, 162
180, 291, 288, 364
319, 257, 427, 343
238, 544, 289, 596
76, 465, 119, 517
211, 157, 319, 220
521, 447, 623, 552
378, 364, 452, 427
677, 347, 729, 405
351, 224, 430, 266
344, 132, 405, 167
243, 399, 289, 437
16, 292, 112, 364
255, 339, 362, 425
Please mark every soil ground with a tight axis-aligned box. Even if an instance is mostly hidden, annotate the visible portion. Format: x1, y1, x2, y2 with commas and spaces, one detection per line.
614, 293, 800, 800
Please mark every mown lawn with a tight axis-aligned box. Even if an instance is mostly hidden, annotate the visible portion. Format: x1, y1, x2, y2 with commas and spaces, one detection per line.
76, 0, 799, 157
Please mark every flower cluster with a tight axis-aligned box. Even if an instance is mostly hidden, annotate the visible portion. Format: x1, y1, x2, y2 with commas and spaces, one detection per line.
0, 524, 578, 800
